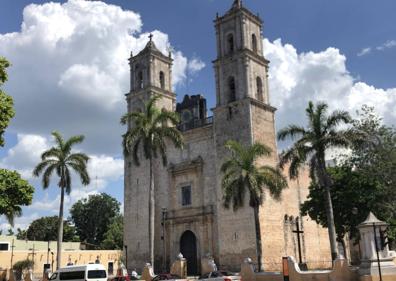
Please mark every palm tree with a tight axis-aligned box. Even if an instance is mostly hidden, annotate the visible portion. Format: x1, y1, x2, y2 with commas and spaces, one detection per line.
121, 96, 183, 270
33, 131, 90, 269
277, 101, 361, 261
221, 140, 287, 272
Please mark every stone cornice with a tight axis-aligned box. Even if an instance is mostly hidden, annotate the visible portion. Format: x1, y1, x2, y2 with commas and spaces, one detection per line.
212, 97, 276, 113
212, 48, 269, 67
125, 86, 176, 100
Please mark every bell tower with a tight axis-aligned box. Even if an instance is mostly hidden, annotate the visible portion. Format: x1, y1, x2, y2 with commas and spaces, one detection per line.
212, 0, 278, 269
127, 34, 175, 113
124, 35, 176, 271
213, 0, 270, 106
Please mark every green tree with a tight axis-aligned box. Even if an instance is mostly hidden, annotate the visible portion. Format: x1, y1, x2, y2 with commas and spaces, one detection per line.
16, 228, 27, 240
33, 131, 90, 269
301, 106, 396, 246
0, 57, 15, 147
7, 228, 14, 236
221, 140, 287, 271
121, 96, 183, 269
70, 193, 120, 247
277, 101, 362, 260
0, 169, 34, 225
101, 215, 123, 250
26, 216, 78, 242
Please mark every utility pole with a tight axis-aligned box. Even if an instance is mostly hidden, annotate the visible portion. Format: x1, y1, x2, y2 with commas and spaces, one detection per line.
10, 239, 15, 269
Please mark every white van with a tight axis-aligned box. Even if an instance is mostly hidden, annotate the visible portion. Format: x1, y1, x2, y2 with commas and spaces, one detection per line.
50, 264, 107, 281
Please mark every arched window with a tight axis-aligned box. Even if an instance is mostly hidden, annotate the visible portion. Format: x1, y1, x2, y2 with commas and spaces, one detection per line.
137, 71, 143, 89
159, 71, 165, 89
256, 77, 263, 101
227, 34, 234, 54
252, 34, 258, 53
228, 76, 236, 103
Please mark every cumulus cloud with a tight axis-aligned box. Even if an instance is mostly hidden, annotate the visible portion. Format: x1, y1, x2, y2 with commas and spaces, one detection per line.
187, 58, 206, 74
0, 133, 124, 231
263, 38, 396, 150
0, 0, 204, 155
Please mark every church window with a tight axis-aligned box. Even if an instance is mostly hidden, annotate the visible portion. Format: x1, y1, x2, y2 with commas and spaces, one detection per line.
137, 71, 143, 89
252, 34, 258, 53
228, 76, 236, 103
159, 71, 165, 89
181, 185, 192, 206
0, 243, 9, 251
256, 77, 263, 101
227, 33, 234, 54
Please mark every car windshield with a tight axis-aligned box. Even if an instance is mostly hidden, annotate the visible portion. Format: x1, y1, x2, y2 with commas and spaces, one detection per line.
88, 270, 106, 279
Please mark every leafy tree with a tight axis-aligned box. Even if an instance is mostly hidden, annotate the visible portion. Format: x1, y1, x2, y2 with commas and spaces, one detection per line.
33, 131, 90, 269
0, 57, 15, 147
7, 228, 14, 236
16, 228, 27, 240
13, 259, 34, 281
0, 169, 34, 225
301, 106, 396, 246
26, 216, 78, 242
277, 101, 363, 260
221, 140, 287, 271
121, 95, 183, 269
101, 215, 123, 250
70, 193, 120, 247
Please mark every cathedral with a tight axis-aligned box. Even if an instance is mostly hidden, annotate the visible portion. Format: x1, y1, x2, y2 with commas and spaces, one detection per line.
124, 0, 331, 274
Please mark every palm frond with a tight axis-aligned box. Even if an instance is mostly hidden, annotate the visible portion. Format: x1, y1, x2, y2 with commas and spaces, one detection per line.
51, 131, 64, 148
33, 159, 58, 177
41, 148, 62, 161
41, 163, 58, 188
63, 135, 84, 154
325, 110, 352, 131
277, 125, 307, 141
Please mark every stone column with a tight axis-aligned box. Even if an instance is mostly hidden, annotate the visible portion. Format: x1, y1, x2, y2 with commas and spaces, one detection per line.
357, 212, 396, 279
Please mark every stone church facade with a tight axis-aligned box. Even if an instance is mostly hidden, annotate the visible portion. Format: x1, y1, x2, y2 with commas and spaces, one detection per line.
124, 0, 331, 274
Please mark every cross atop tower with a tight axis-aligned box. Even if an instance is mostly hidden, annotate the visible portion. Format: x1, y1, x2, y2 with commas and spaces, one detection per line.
148, 33, 153, 42
232, 0, 242, 8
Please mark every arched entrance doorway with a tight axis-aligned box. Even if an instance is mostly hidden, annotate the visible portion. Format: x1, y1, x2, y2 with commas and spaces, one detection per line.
180, 230, 198, 275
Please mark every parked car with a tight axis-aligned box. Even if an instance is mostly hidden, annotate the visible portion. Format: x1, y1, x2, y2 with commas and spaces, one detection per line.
152, 273, 183, 281
111, 276, 130, 281
49, 264, 107, 281
199, 271, 240, 281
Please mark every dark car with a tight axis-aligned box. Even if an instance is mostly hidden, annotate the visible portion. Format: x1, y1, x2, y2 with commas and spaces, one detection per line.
199, 271, 240, 281
111, 276, 130, 281
152, 273, 183, 281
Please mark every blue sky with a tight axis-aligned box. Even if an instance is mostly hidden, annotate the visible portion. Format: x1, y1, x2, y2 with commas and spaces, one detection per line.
0, 0, 395, 231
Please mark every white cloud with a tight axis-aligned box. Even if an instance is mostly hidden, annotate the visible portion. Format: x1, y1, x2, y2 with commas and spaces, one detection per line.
0, 0, 203, 155
357, 40, 396, 56
263, 38, 396, 150
357, 47, 371, 57
0, 134, 50, 179
187, 58, 206, 73
376, 40, 396, 51
0, 133, 124, 230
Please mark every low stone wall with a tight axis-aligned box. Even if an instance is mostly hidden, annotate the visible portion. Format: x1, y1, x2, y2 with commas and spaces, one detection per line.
241, 256, 359, 281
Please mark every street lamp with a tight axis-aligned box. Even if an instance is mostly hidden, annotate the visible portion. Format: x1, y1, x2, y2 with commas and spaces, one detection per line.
124, 245, 128, 271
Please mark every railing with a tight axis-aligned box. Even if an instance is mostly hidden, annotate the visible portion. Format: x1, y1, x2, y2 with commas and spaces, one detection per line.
177, 116, 213, 132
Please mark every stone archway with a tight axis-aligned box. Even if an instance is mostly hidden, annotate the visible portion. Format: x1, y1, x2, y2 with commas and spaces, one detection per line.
180, 230, 198, 275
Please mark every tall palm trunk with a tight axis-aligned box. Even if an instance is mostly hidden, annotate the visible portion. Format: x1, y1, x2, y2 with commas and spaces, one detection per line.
149, 158, 155, 270
57, 185, 65, 269
318, 159, 338, 261
324, 181, 338, 261
253, 206, 263, 272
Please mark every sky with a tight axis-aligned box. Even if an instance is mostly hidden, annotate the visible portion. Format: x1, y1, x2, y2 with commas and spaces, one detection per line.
0, 0, 395, 232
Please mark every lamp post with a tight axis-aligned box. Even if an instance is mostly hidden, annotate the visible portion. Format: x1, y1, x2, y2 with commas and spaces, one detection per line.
161, 207, 167, 272
124, 245, 128, 272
